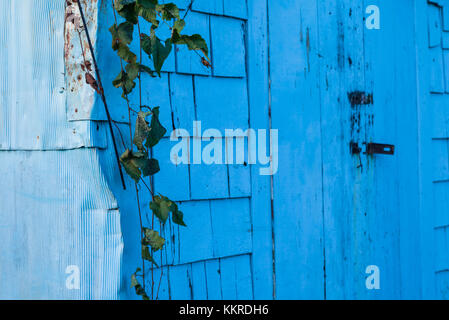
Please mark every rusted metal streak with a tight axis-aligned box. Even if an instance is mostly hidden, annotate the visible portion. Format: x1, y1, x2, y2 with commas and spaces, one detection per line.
76, 0, 127, 190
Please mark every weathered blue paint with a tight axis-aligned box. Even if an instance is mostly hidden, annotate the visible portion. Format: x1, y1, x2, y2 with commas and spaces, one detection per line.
1, 0, 449, 300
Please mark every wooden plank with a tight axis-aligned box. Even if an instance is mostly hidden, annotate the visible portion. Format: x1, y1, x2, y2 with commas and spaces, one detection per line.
192, 0, 224, 15
415, 0, 440, 299
210, 16, 246, 77
223, 0, 248, 19
429, 47, 445, 93
443, 4, 449, 31
178, 200, 214, 264
189, 158, 230, 199
210, 198, 252, 258
444, 50, 449, 91
154, 138, 191, 202
246, 0, 274, 299
228, 165, 251, 197
194, 77, 249, 132
268, 0, 324, 299
234, 255, 253, 299
432, 140, 449, 181
191, 261, 208, 299
428, 3, 442, 48
363, 0, 419, 299
428, 94, 449, 137
151, 266, 170, 300
433, 182, 449, 227
220, 255, 253, 299
176, 12, 212, 75
317, 0, 367, 299
169, 264, 193, 299
442, 32, 449, 48
205, 259, 223, 299
436, 271, 449, 299
227, 137, 251, 198
169, 73, 196, 132
219, 258, 237, 299
435, 228, 449, 272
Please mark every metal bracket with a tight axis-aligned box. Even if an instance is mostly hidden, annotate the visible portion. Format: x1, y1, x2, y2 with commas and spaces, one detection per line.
350, 142, 395, 155
366, 143, 395, 155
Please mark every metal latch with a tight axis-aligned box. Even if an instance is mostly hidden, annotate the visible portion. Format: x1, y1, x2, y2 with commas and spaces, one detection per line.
366, 143, 395, 155
350, 142, 395, 155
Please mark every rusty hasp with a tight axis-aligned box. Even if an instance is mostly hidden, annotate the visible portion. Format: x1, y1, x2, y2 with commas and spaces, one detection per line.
350, 142, 395, 155
366, 143, 395, 155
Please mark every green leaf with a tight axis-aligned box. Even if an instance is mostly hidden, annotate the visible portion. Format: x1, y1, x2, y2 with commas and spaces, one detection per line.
120, 149, 160, 181
109, 24, 120, 50
120, 149, 142, 183
117, 21, 134, 45
133, 111, 151, 151
150, 195, 186, 226
115, 1, 139, 24
125, 62, 140, 80
137, 5, 158, 24
112, 70, 136, 96
156, 3, 180, 20
131, 268, 150, 300
137, 0, 157, 9
141, 34, 152, 55
142, 228, 165, 252
117, 43, 137, 63
138, 158, 160, 176
173, 19, 185, 34
139, 64, 156, 77
172, 30, 209, 58
150, 195, 172, 223
170, 201, 187, 227
146, 107, 167, 148
150, 35, 172, 75
142, 245, 159, 267
115, 0, 136, 11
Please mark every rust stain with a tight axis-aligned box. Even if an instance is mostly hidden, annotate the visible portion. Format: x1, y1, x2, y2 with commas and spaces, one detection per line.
64, 0, 98, 96
347, 91, 373, 107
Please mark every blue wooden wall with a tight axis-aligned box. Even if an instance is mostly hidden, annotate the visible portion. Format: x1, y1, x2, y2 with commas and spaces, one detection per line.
1, 0, 449, 300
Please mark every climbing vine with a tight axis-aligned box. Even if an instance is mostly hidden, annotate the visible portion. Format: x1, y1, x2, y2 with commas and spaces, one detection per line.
67, 0, 209, 300
109, 0, 209, 300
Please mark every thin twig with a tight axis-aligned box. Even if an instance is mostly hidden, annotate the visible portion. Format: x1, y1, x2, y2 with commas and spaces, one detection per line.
137, 20, 143, 109
156, 267, 164, 300
77, 0, 127, 190
135, 184, 146, 290
182, 0, 195, 20
111, 1, 134, 149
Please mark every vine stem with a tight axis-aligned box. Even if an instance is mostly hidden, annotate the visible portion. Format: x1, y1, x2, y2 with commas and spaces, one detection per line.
137, 20, 143, 109
110, 0, 150, 297
135, 184, 146, 290
136, 18, 156, 300
110, 2, 134, 148
182, 0, 195, 20
76, 0, 127, 190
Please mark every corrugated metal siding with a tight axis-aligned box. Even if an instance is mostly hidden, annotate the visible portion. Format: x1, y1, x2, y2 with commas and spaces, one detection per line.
0, 0, 123, 299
